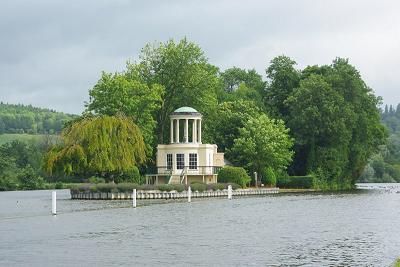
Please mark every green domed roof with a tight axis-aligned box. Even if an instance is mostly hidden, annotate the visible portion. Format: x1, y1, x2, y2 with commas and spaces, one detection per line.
171, 106, 202, 116
173, 106, 199, 113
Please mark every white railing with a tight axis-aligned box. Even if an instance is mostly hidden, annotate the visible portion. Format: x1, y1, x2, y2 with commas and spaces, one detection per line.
180, 167, 186, 184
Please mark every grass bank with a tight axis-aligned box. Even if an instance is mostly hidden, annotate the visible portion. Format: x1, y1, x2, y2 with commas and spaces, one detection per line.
0, 133, 55, 145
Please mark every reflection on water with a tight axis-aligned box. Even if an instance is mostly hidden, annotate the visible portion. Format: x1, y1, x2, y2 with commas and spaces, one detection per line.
0, 184, 399, 266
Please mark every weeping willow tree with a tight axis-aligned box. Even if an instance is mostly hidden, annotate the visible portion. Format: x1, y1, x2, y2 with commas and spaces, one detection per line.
45, 115, 146, 180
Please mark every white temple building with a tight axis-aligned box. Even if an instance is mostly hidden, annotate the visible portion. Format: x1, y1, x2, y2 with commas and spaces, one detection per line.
146, 107, 225, 185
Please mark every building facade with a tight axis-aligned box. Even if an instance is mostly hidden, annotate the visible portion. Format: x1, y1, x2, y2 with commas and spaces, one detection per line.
146, 107, 224, 185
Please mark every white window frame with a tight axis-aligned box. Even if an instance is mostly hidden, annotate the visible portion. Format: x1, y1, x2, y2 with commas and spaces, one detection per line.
176, 153, 185, 170
189, 153, 198, 170
166, 153, 173, 170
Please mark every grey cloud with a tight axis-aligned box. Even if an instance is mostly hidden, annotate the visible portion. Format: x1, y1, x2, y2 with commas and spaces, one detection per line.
0, 0, 399, 114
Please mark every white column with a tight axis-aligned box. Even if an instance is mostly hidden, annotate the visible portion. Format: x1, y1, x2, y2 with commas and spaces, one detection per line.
176, 119, 180, 143
192, 119, 196, 143
185, 119, 189, 143
170, 119, 174, 144
198, 119, 202, 144
193, 119, 197, 143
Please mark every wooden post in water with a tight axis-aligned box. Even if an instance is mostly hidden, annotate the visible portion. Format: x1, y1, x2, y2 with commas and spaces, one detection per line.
188, 186, 192, 203
228, 185, 232, 200
51, 191, 57, 215
132, 189, 137, 208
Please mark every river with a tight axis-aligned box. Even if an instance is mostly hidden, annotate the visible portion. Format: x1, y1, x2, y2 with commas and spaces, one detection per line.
0, 184, 399, 266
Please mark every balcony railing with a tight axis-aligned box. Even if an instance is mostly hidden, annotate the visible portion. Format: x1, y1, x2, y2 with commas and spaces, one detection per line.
147, 166, 222, 176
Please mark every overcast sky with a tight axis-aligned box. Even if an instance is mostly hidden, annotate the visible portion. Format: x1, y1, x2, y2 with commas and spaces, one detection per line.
1, 0, 399, 114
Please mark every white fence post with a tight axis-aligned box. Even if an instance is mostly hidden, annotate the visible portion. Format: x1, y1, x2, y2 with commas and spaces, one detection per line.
132, 189, 137, 208
51, 191, 57, 215
188, 186, 192, 203
228, 185, 232, 200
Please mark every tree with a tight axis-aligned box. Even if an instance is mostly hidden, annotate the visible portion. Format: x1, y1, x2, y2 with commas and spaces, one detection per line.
217, 166, 251, 188
328, 58, 387, 182
280, 59, 387, 187
262, 167, 277, 187
136, 38, 220, 144
207, 100, 263, 154
265, 55, 300, 118
285, 74, 352, 180
220, 67, 265, 94
45, 115, 146, 181
86, 68, 163, 157
229, 114, 293, 178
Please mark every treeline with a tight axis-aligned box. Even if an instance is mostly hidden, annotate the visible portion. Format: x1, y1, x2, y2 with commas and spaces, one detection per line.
359, 105, 400, 183
0, 102, 76, 134
0, 139, 48, 190
78, 38, 385, 189
0, 38, 387, 190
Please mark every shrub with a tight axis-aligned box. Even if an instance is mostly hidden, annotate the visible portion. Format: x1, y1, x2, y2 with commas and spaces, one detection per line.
116, 183, 140, 192
55, 182, 64, 189
190, 182, 207, 192
18, 166, 45, 190
218, 166, 251, 188
277, 175, 315, 189
95, 183, 117, 193
70, 183, 91, 193
88, 176, 106, 184
115, 166, 142, 184
207, 183, 225, 191
156, 184, 174, 192
172, 184, 185, 192
139, 184, 156, 190
262, 167, 276, 187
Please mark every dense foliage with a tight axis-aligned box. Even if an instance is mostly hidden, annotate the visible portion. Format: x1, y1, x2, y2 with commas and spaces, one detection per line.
217, 166, 251, 187
276, 176, 316, 189
229, 114, 293, 180
0, 102, 76, 134
359, 105, 400, 182
1, 38, 389, 190
45, 115, 146, 181
0, 140, 46, 190
264, 57, 386, 188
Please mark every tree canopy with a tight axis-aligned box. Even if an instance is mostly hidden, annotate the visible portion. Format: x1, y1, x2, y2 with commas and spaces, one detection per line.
136, 38, 221, 144
266, 56, 387, 188
229, 114, 293, 179
0, 102, 76, 134
45, 115, 146, 180
86, 66, 163, 157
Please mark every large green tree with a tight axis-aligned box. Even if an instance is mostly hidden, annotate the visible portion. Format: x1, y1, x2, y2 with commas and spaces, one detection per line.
265, 56, 300, 118
45, 115, 146, 180
269, 57, 387, 187
207, 100, 263, 155
86, 67, 163, 157
285, 74, 353, 183
136, 38, 221, 143
229, 114, 293, 179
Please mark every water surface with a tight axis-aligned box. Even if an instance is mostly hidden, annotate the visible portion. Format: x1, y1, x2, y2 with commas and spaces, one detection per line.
1, 184, 399, 266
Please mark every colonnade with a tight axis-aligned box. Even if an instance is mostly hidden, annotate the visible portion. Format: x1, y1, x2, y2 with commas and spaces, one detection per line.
170, 118, 202, 143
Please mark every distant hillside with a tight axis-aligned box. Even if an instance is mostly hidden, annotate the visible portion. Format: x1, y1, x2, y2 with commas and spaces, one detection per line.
0, 102, 77, 134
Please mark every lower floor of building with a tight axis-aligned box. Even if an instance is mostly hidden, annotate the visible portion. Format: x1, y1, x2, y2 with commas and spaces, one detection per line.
145, 174, 218, 185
